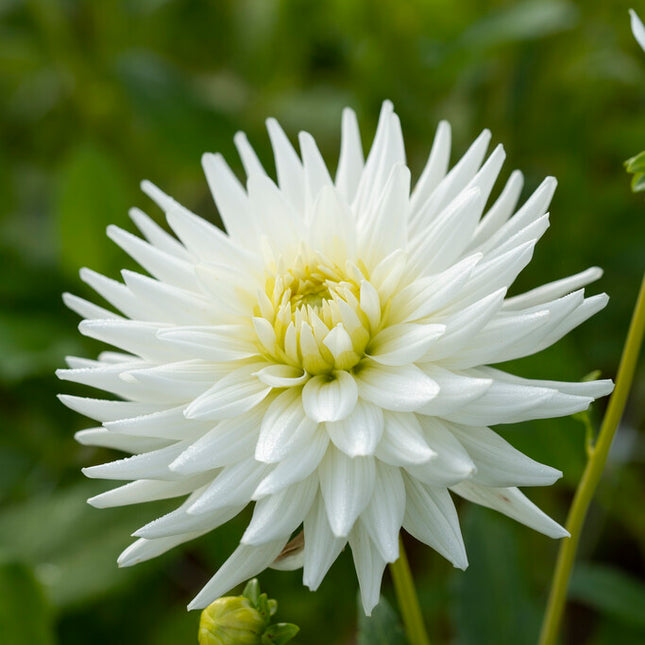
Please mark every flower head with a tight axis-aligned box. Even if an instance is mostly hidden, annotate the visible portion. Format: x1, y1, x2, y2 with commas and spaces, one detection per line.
58, 102, 612, 614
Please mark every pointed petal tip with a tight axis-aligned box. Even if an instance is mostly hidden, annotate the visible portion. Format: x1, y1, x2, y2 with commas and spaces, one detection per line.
186, 597, 205, 611
140, 179, 154, 193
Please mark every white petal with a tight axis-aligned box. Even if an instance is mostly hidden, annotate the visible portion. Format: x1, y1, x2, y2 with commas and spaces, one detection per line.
254, 429, 329, 497
476, 177, 556, 255
309, 186, 356, 262
454, 240, 537, 306
170, 407, 264, 474
409, 129, 490, 238
79, 268, 148, 320
359, 280, 381, 331
78, 319, 180, 362
408, 187, 482, 275
447, 423, 562, 487
355, 362, 439, 412
403, 476, 467, 569
451, 481, 568, 538
129, 206, 191, 260
58, 394, 163, 423
422, 288, 507, 361
82, 441, 189, 481
335, 107, 364, 203
63, 292, 120, 320
201, 153, 258, 246
416, 365, 492, 417
256, 388, 318, 463
247, 174, 301, 252
135, 499, 244, 539
299, 131, 334, 209
104, 405, 210, 440
467, 169, 524, 249
187, 458, 268, 514
503, 267, 603, 310
75, 428, 170, 453
185, 364, 271, 421
361, 464, 405, 562
409, 120, 451, 215
303, 496, 347, 590
630, 9, 645, 52
87, 474, 212, 508
242, 475, 318, 545
302, 371, 358, 422
106, 225, 198, 290
443, 370, 601, 425
319, 449, 375, 537
119, 532, 207, 568
391, 253, 482, 323
477, 366, 614, 400
408, 417, 476, 486
349, 521, 388, 616
367, 322, 445, 366
322, 324, 358, 369
441, 379, 556, 426
325, 400, 384, 457
254, 364, 308, 387
187, 539, 288, 610
375, 411, 435, 466
164, 203, 254, 267
234, 130, 266, 177
442, 309, 550, 369
358, 164, 410, 266
266, 117, 305, 212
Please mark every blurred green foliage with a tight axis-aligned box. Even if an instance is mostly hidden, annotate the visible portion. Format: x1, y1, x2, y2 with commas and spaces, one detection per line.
0, 0, 644, 643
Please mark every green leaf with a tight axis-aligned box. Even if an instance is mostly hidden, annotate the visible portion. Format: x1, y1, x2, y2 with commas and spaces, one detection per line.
568, 563, 645, 629
453, 507, 541, 645
0, 558, 56, 645
56, 143, 131, 278
630, 172, 645, 193
624, 150, 645, 174
357, 595, 409, 645
261, 622, 300, 645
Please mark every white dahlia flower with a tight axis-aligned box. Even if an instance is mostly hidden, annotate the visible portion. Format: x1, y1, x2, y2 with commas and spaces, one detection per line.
58, 101, 613, 614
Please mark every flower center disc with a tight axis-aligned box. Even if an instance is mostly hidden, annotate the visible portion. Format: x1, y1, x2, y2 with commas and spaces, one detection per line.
255, 256, 372, 375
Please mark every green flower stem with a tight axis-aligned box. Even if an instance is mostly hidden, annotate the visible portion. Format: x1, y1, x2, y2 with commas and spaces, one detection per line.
538, 273, 645, 645
390, 537, 431, 645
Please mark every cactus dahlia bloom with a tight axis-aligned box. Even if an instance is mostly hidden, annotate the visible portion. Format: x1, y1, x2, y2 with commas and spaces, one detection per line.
58, 102, 612, 614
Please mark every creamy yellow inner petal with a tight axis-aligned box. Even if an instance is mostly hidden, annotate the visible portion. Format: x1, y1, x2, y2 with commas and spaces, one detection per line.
253, 254, 377, 375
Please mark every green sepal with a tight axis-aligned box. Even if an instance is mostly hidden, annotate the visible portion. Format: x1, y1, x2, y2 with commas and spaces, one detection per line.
256, 593, 271, 621
243, 579, 261, 607
260, 623, 300, 644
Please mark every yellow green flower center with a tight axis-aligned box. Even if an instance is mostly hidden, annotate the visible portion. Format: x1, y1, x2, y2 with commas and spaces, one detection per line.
253, 255, 376, 375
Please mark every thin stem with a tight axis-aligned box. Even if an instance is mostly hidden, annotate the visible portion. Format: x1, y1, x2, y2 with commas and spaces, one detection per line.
390, 537, 431, 645
538, 273, 645, 645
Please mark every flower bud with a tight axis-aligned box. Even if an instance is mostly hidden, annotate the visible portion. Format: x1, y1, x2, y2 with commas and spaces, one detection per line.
199, 596, 266, 645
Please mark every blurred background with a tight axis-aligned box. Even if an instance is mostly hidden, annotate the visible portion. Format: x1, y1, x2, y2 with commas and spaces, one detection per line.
1, 0, 644, 643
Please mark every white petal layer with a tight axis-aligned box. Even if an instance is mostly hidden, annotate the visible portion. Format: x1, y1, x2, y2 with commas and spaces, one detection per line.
59, 102, 612, 616
451, 481, 569, 538
187, 539, 288, 610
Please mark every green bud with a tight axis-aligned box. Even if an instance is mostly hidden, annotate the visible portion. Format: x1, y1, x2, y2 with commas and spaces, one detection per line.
199, 596, 267, 645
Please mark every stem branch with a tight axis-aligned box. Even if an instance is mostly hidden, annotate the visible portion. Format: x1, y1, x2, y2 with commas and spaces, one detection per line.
538, 273, 645, 645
